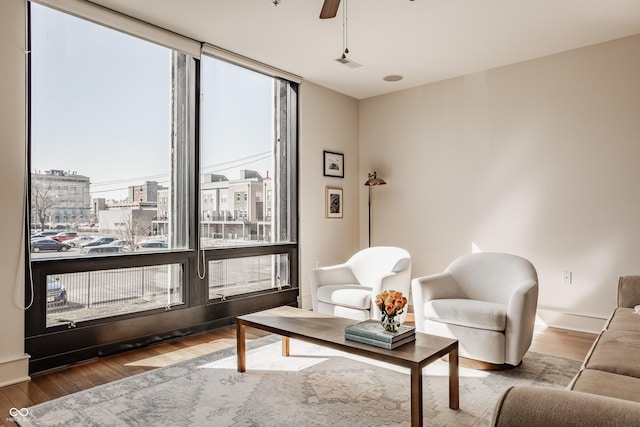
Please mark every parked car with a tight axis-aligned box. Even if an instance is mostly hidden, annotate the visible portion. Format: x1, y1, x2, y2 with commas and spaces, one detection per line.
80, 246, 121, 255
65, 235, 95, 247
103, 239, 131, 251
79, 237, 117, 247
135, 240, 168, 251
31, 238, 71, 253
46, 276, 67, 305
31, 231, 59, 239
51, 231, 78, 242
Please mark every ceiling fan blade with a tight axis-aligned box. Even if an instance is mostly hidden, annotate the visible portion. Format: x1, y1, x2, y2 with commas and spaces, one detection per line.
320, 0, 341, 19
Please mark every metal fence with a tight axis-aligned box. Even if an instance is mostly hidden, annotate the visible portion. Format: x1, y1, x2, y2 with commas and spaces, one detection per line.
208, 254, 290, 300
46, 264, 183, 327
45, 255, 290, 327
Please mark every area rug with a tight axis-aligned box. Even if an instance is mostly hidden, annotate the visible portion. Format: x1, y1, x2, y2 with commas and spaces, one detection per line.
17, 335, 581, 427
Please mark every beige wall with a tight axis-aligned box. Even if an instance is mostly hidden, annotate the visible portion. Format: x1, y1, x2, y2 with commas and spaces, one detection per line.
298, 81, 360, 309
0, 0, 30, 387
359, 34, 640, 332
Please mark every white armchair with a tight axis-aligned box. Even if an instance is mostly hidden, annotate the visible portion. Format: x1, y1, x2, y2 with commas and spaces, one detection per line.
310, 246, 412, 321
411, 252, 538, 367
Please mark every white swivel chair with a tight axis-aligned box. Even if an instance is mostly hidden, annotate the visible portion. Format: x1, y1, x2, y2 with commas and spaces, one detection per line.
411, 252, 538, 367
310, 246, 412, 321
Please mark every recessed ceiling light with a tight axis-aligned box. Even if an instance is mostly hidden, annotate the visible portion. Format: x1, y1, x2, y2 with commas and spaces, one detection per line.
383, 75, 403, 82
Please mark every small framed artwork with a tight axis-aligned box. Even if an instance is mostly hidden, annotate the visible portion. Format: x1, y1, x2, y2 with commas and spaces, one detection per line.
325, 187, 343, 219
323, 150, 344, 178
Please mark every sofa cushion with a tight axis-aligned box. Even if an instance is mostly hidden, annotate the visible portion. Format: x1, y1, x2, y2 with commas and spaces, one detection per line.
584, 330, 640, 378
617, 275, 640, 308
316, 285, 372, 310
492, 386, 640, 427
570, 369, 640, 403
605, 307, 640, 334
424, 299, 506, 331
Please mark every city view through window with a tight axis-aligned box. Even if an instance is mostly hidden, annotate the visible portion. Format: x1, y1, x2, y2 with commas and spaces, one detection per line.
29, 3, 295, 327
30, 3, 177, 259
30, 6, 280, 259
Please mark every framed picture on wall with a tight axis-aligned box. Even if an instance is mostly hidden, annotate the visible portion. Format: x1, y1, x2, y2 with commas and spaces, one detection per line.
325, 187, 343, 219
323, 151, 344, 178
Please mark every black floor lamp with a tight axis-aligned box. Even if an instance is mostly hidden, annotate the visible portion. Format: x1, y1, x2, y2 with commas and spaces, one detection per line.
364, 172, 386, 247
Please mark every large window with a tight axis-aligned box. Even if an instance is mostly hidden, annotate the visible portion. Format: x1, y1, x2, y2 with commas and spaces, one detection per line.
29, 3, 191, 326
199, 56, 297, 298
30, 4, 190, 256
26, 2, 298, 374
199, 56, 293, 247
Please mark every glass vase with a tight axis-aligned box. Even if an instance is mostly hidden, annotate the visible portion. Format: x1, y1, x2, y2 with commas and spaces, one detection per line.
381, 315, 401, 332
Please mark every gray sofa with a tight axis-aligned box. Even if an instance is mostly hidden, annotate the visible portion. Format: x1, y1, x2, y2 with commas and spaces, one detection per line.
492, 275, 640, 427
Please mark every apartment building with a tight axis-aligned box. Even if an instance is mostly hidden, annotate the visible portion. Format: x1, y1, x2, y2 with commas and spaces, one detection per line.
30, 169, 91, 228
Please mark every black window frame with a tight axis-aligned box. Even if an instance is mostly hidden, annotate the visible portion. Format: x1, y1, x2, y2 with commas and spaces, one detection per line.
24, 3, 299, 374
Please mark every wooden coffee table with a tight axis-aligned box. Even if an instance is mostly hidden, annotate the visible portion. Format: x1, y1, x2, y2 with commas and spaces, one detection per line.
236, 306, 459, 427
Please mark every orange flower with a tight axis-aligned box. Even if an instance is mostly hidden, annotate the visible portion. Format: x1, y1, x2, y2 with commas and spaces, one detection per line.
375, 290, 407, 317
374, 291, 388, 307
385, 303, 396, 316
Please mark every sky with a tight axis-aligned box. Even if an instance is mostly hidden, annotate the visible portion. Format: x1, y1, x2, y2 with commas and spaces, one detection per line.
30, 3, 273, 201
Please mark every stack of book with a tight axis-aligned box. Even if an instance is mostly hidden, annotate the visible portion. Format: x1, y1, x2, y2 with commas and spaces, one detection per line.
344, 319, 416, 350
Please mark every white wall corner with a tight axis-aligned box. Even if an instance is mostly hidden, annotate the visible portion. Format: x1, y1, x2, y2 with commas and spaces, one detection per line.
299, 294, 312, 311
0, 0, 29, 390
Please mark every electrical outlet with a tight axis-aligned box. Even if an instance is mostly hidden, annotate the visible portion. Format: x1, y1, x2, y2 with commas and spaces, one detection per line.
562, 271, 572, 285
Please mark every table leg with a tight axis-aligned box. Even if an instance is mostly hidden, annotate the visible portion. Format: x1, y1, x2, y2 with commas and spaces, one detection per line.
449, 346, 459, 410
282, 336, 290, 356
236, 321, 246, 372
410, 365, 423, 427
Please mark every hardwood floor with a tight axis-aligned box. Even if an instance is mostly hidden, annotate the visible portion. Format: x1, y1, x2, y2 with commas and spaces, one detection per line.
530, 324, 597, 361
0, 319, 596, 426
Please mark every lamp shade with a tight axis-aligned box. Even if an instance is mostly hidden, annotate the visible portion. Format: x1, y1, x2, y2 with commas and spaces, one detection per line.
364, 172, 386, 186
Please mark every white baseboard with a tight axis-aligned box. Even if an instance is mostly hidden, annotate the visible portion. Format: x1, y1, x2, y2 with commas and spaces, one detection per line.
0, 353, 31, 388
536, 306, 607, 334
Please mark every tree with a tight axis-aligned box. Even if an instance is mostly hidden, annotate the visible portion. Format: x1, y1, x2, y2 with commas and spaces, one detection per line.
117, 213, 152, 250
31, 181, 61, 231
